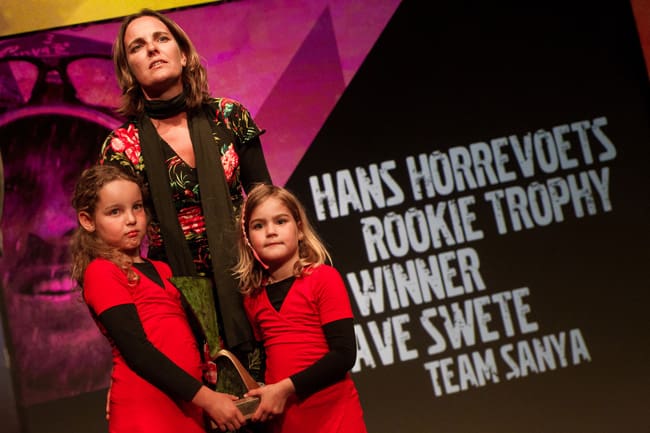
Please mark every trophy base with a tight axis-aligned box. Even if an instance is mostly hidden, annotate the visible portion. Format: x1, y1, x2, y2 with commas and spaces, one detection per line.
236, 396, 261, 418
208, 396, 260, 430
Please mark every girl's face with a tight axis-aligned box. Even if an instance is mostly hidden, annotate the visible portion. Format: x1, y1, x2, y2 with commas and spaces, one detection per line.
248, 196, 303, 279
78, 179, 147, 260
123, 15, 187, 100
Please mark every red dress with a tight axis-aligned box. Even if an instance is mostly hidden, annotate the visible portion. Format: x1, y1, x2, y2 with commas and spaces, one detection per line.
83, 258, 205, 433
244, 265, 367, 433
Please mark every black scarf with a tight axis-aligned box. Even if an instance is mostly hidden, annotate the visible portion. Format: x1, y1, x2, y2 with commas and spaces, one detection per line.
137, 105, 254, 352
143, 92, 187, 119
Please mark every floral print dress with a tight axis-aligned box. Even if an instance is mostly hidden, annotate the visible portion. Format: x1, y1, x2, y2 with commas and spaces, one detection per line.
99, 97, 264, 275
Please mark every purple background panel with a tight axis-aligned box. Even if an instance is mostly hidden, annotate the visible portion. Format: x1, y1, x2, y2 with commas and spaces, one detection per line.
0, 0, 401, 407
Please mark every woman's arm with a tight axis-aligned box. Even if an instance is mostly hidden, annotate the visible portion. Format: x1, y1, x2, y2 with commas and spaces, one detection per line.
239, 135, 272, 191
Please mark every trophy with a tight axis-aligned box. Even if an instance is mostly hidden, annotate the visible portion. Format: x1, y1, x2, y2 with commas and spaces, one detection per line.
170, 276, 261, 419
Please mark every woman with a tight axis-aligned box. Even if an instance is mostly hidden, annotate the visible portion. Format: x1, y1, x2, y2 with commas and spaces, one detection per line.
99, 8, 271, 388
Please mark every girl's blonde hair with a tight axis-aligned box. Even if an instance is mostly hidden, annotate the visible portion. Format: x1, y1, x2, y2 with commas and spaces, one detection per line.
70, 164, 147, 288
112, 8, 211, 117
234, 184, 331, 295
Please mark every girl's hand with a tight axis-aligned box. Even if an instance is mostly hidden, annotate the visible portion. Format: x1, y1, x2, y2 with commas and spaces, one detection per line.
245, 378, 295, 422
192, 386, 247, 432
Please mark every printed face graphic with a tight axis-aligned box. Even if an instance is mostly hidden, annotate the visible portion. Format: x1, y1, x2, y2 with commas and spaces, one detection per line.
0, 113, 113, 406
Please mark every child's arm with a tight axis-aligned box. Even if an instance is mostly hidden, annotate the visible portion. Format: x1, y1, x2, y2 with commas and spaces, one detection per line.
98, 304, 247, 429
244, 266, 357, 421
192, 385, 247, 431
244, 317, 356, 421
286, 266, 359, 398
98, 304, 202, 400
289, 318, 356, 398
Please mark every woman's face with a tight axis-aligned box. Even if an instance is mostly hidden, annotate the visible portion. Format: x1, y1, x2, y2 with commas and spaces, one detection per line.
123, 16, 187, 100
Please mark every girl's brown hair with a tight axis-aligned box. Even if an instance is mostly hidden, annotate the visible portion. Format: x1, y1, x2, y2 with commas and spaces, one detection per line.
233, 184, 331, 295
113, 8, 211, 117
70, 164, 147, 288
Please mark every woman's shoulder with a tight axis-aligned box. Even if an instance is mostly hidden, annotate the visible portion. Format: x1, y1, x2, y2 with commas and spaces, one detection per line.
99, 119, 144, 172
208, 96, 244, 107
204, 97, 262, 145
207, 97, 251, 118
107, 119, 138, 136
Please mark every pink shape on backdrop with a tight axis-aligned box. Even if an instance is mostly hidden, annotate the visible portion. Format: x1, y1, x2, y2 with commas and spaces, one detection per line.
255, 7, 345, 186
169, 0, 402, 185
58, 0, 402, 184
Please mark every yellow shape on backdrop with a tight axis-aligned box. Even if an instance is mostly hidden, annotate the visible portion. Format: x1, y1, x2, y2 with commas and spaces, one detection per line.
0, 0, 220, 38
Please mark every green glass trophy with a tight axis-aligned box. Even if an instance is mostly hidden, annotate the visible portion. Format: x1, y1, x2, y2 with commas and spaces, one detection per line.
170, 276, 260, 419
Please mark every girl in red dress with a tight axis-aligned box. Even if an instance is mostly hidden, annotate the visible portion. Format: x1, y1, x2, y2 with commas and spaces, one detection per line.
70, 164, 248, 433
234, 184, 368, 433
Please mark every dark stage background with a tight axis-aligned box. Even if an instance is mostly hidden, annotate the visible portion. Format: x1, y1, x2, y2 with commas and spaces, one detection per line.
1, 1, 648, 432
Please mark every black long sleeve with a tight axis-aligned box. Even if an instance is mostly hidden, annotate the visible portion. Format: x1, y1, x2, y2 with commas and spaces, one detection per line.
97, 304, 203, 402
239, 135, 272, 191
289, 318, 356, 400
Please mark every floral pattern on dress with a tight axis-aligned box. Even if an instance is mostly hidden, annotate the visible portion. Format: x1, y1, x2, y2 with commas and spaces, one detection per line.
102, 123, 144, 172
221, 144, 239, 183
98, 97, 261, 275
218, 98, 235, 129
214, 97, 260, 146
168, 155, 199, 200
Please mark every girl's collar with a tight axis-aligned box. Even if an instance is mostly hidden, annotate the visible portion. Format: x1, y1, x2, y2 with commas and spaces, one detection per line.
265, 275, 296, 287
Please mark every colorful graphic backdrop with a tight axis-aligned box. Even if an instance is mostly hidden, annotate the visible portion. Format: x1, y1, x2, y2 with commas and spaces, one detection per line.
0, 1, 648, 432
